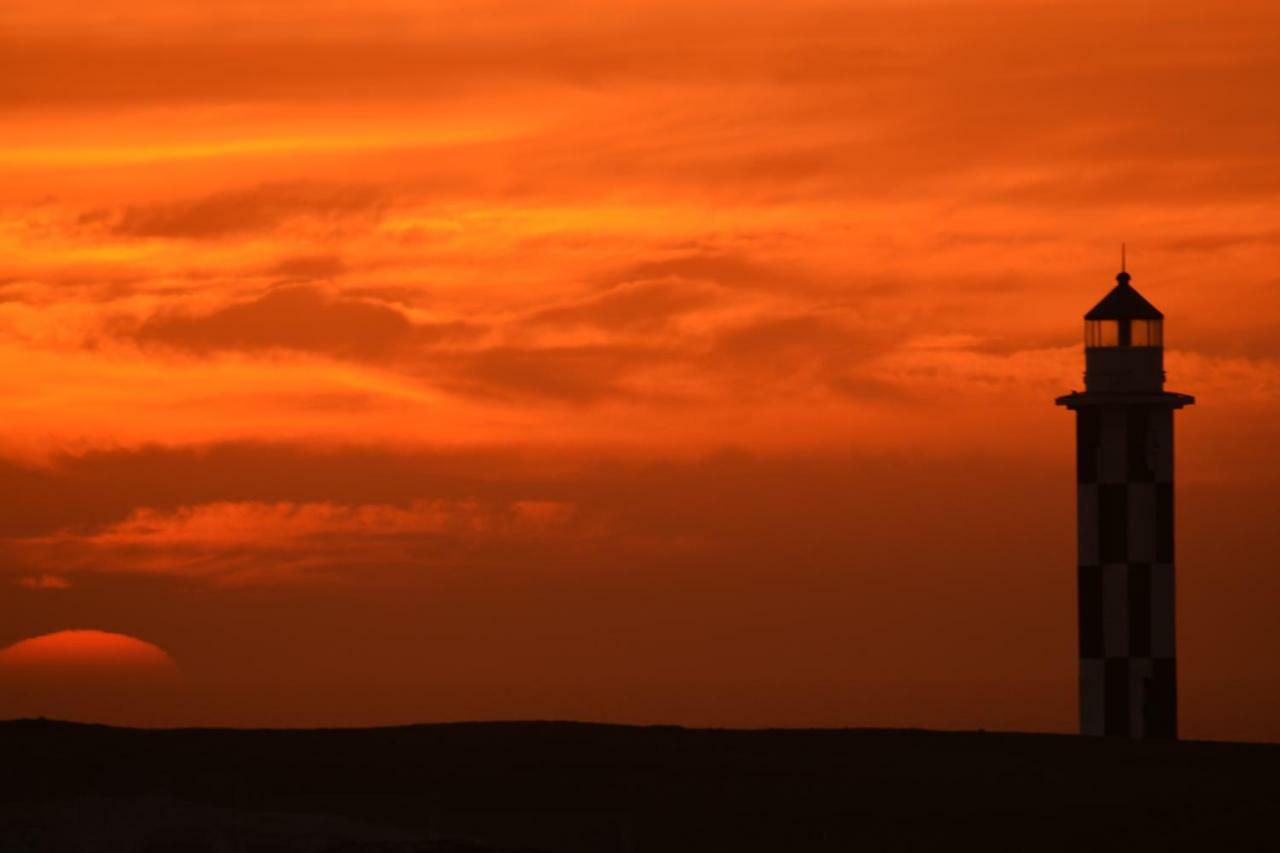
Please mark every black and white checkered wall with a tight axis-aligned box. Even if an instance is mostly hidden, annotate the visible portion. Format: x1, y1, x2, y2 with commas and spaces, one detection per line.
1075, 404, 1177, 738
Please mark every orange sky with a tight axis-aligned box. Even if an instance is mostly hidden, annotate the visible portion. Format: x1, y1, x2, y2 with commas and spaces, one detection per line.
2, 0, 1279, 739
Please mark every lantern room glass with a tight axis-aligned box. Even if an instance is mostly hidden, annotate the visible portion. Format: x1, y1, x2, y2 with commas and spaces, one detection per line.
1085, 318, 1162, 348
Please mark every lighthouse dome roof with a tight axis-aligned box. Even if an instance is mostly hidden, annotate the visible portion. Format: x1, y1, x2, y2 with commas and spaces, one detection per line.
1084, 272, 1163, 320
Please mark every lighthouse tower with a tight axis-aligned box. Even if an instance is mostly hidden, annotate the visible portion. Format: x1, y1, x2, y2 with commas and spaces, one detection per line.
1056, 267, 1194, 738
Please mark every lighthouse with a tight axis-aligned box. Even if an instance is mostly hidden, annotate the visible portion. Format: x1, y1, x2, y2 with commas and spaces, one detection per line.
1056, 267, 1193, 738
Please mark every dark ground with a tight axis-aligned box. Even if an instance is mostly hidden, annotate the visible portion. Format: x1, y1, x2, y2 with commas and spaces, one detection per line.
1, 719, 1277, 852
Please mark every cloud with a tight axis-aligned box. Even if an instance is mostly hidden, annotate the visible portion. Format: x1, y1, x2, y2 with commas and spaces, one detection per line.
1158, 231, 1280, 254
95, 183, 387, 239
91, 499, 573, 546
17, 499, 575, 584
595, 253, 795, 292
17, 574, 70, 590
264, 254, 348, 280
709, 313, 893, 395
530, 279, 718, 331
131, 284, 443, 359
434, 344, 671, 403
0, 8, 902, 107
0, 444, 577, 541
714, 314, 856, 361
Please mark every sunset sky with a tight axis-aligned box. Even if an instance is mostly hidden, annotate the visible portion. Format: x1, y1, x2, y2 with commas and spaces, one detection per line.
2, 0, 1279, 739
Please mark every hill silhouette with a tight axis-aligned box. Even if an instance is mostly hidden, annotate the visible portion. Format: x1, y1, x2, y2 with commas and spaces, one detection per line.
1, 719, 1276, 851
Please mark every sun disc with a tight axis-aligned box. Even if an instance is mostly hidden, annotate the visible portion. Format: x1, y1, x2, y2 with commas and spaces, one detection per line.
0, 630, 178, 679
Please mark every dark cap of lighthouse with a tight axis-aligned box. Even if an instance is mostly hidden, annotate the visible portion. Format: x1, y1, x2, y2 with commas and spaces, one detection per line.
1084, 271, 1163, 320
1058, 266, 1193, 399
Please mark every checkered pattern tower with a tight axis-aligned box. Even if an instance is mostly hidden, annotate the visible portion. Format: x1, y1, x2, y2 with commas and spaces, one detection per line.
1056, 269, 1193, 738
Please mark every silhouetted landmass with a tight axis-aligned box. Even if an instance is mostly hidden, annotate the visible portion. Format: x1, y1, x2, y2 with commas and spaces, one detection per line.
2, 719, 1277, 852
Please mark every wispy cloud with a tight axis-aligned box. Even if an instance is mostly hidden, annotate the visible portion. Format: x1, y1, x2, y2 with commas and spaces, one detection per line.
90, 183, 388, 239
16, 574, 71, 590
15, 499, 576, 585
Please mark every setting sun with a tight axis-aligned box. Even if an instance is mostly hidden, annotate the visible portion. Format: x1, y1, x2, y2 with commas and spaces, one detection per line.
0, 630, 177, 676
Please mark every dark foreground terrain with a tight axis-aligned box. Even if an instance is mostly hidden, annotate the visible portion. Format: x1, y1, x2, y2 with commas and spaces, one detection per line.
2, 719, 1277, 852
